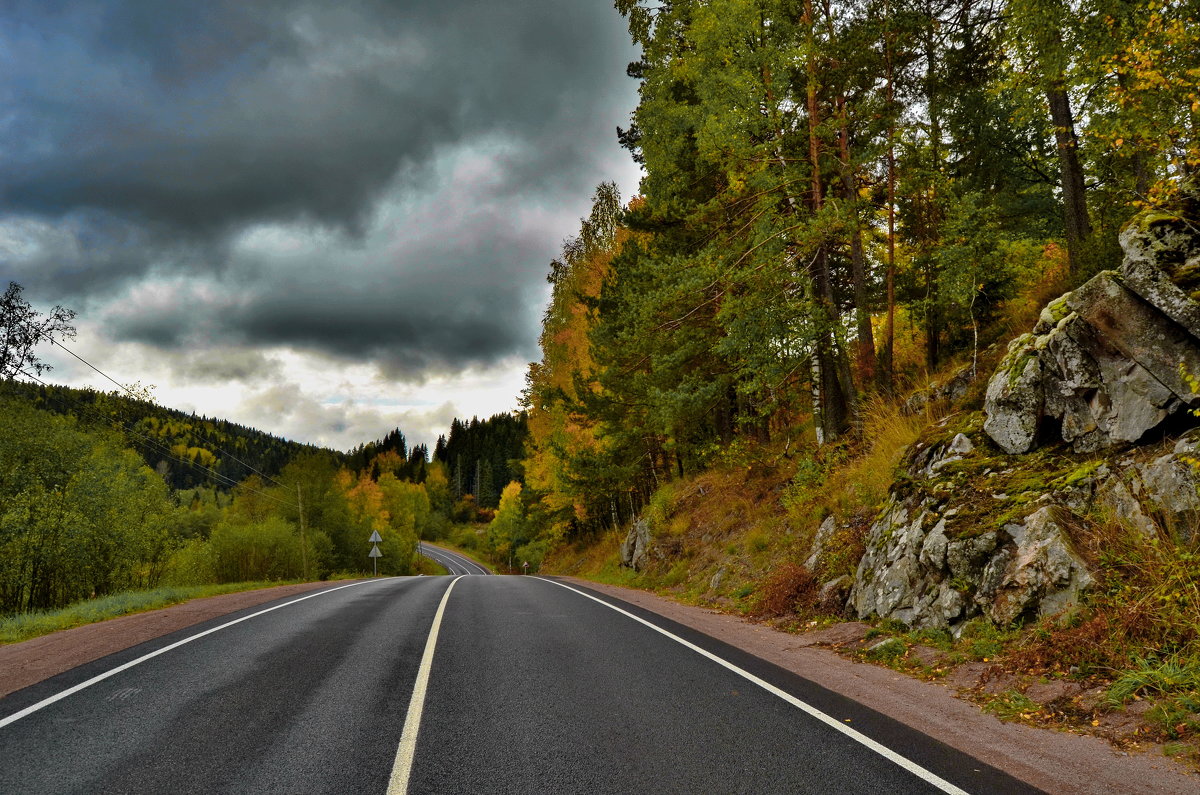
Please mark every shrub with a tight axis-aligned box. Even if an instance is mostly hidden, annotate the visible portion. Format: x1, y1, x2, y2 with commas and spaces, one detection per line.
749, 562, 818, 618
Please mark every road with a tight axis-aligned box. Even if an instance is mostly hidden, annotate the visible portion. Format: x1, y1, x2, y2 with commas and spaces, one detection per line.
417, 542, 492, 575
0, 576, 1036, 794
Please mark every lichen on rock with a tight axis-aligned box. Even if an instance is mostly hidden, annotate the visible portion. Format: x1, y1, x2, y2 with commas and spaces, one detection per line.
846, 416, 1200, 631
982, 202, 1200, 455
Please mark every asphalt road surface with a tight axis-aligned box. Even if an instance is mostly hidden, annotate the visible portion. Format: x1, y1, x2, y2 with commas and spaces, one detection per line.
418, 543, 492, 576
0, 576, 1038, 794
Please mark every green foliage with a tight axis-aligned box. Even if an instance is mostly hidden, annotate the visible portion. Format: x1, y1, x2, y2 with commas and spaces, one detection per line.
958, 617, 1021, 660
0, 581, 301, 645
0, 398, 177, 614
866, 637, 907, 663
3, 379, 325, 492
982, 691, 1039, 721
436, 412, 527, 509
1106, 655, 1200, 708
207, 516, 309, 583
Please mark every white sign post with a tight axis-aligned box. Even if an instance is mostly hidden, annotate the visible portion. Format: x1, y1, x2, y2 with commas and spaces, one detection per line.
368, 530, 383, 576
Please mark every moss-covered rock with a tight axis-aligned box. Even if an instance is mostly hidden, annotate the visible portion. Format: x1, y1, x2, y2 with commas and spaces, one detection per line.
983, 199, 1200, 456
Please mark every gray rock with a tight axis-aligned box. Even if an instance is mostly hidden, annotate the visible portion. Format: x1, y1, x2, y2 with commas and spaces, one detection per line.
946, 531, 998, 581
619, 517, 651, 571
934, 586, 967, 624
976, 506, 1093, 625
983, 205, 1200, 455
709, 566, 727, 592
1137, 452, 1200, 543
804, 515, 838, 572
919, 519, 949, 570
949, 433, 975, 455
982, 335, 1044, 454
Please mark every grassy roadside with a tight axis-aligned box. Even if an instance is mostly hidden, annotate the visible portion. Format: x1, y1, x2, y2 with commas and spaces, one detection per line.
0, 579, 327, 645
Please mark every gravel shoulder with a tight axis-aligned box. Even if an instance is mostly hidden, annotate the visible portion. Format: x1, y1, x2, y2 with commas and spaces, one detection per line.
2, 575, 1195, 793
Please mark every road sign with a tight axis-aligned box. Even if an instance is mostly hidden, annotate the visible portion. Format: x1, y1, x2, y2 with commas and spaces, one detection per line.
369, 542, 382, 576
369, 545, 382, 558
369, 530, 383, 543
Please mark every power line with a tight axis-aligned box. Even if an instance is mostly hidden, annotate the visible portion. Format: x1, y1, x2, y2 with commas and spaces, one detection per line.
9, 370, 297, 511
28, 323, 290, 489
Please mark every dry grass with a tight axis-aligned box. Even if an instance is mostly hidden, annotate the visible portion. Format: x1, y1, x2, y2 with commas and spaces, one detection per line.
748, 562, 818, 618
995, 241, 1074, 338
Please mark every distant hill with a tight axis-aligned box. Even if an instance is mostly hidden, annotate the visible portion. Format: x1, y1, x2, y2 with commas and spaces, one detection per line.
1, 379, 333, 491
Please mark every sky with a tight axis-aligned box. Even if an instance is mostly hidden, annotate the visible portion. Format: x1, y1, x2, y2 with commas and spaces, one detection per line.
0, 0, 642, 451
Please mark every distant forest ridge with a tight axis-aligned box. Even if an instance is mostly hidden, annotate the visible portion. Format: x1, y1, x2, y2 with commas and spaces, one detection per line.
3, 379, 528, 504
2, 379, 329, 491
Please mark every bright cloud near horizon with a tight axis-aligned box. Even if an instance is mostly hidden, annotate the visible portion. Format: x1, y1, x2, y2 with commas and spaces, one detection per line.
0, 0, 642, 452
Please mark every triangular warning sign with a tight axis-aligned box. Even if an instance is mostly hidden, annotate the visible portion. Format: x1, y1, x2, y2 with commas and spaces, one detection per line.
368, 530, 383, 543
369, 544, 383, 558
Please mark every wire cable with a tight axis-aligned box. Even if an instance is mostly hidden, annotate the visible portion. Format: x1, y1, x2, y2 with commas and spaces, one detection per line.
23, 320, 291, 489
9, 370, 297, 510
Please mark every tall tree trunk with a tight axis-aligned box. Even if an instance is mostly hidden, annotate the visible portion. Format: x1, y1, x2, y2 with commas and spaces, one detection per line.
836, 95, 877, 387
882, 1, 897, 393
803, 0, 854, 443
923, 22, 944, 373
1046, 80, 1091, 275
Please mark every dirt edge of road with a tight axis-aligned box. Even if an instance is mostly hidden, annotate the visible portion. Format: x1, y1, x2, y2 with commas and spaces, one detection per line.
2, 575, 1195, 793
0, 580, 365, 699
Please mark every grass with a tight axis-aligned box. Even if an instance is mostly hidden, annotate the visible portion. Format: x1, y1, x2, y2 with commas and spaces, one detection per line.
982, 690, 1040, 721
0, 580, 310, 645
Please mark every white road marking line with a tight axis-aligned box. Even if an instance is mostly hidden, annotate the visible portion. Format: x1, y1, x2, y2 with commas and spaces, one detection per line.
420, 546, 489, 576
0, 579, 387, 730
387, 576, 461, 795
537, 578, 971, 795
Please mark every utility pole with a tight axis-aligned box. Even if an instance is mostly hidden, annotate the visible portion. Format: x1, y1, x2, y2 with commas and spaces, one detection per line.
297, 484, 309, 581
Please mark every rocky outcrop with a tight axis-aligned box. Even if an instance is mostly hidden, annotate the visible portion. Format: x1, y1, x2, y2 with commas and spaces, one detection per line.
984, 209, 1200, 455
849, 418, 1200, 630
851, 198, 1200, 630
619, 517, 651, 571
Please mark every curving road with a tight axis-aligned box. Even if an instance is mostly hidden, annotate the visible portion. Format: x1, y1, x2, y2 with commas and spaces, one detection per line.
417, 542, 492, 575
0, 576, 1036, 794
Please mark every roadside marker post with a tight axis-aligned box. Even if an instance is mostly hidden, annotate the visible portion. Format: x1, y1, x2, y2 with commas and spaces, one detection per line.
369, 530, 383, 576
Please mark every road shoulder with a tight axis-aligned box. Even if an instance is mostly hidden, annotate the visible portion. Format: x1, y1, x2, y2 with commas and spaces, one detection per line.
562, 577, 1197, 795
0, 581, 360, 699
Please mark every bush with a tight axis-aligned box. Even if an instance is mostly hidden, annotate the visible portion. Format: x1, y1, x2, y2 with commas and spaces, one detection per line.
208, 516, 307, 583
748, 562, 818, 618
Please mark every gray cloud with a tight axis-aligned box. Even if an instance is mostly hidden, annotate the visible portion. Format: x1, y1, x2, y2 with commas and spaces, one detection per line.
0, 0, 638, 380
168, 347, 283, 385
1, 0, 631, 235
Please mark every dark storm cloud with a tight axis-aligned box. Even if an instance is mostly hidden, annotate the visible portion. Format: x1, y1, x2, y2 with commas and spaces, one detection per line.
102, 187, 554, 376
0, 0, 637, 375
2, 0, 624, 233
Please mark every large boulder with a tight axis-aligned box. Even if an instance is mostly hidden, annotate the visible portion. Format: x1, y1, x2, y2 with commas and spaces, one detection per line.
983, 208, 1200, 455
848, 422, 1200, 630
620, 517, 651, 571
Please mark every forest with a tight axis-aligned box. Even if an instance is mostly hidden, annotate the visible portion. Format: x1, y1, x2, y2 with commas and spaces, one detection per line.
504, 0, 1199, 559
0, 346, 531, 614
2, 0, 1196, 629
